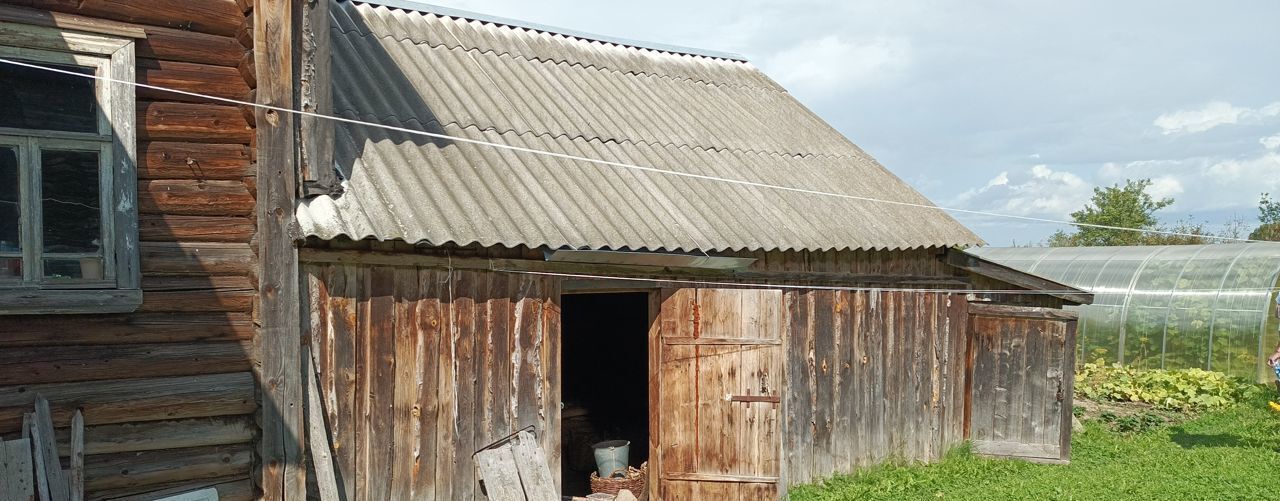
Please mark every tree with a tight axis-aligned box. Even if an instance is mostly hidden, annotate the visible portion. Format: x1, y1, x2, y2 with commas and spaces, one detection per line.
1048, 179, 1202, 246
1250, 193, 1280, 241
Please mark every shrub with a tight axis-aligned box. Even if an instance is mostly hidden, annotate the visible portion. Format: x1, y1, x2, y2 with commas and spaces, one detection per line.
1075, 360, 1260, 411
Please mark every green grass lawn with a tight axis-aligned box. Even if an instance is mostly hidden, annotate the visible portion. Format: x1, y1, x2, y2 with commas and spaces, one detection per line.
789, 392, 1280, 500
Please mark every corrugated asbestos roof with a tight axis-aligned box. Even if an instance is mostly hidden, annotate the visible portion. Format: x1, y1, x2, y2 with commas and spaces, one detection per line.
296, 0, 985, 252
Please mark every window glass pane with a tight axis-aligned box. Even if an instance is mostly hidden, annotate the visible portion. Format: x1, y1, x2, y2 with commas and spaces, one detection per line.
41, 149, 101, 263
0, 147, 19, 281
43, 257, 102, 280
0, 61, 97, 133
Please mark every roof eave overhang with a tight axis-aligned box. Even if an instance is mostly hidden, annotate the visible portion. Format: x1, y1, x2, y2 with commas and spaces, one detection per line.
944, 248, 1095, 305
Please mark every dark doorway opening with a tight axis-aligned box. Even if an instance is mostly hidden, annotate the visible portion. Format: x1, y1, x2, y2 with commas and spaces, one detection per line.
560, 292, 651, 496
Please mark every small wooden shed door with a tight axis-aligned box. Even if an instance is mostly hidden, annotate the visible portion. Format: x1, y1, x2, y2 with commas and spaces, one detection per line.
652, 288, 783, 500
966, 304, 1077, 463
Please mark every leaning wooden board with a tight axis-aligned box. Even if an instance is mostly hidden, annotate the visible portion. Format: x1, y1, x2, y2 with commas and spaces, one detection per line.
0, 437, 36, 501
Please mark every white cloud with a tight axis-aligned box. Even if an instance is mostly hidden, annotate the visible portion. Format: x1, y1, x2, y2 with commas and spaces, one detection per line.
1261, 133, 1280, 150
1097, 153, 1280, 211
950, 164, 1092, 218
761, 35, 911, 96
954, 152, 1278, 226
1153, 100, 1280, 135
1145, 176, 1185, 200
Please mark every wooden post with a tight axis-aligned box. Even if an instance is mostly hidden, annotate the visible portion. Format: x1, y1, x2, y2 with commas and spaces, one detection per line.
255, 0, 305, 499
298, 0, 338, 196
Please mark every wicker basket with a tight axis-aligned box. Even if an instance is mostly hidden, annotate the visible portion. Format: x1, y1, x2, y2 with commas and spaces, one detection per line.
589, 462, 647, 499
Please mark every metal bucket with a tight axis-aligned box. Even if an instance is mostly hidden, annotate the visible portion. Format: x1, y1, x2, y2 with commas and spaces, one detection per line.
591, 440, 630, 477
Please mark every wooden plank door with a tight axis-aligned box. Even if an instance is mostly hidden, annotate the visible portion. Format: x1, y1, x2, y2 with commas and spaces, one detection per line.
652, 288, 783, 500
966, 304, 1077, 464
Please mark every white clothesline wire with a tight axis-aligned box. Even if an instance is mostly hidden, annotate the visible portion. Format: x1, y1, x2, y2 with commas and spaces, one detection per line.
0, 57, 1263, 245
491, 268, 1280, 294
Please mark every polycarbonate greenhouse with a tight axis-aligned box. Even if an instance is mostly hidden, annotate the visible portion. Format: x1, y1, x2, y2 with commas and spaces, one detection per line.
971, 243, 1280, 381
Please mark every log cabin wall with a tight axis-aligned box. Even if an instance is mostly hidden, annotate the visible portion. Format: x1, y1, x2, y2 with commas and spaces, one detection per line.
303, 261, 562, 501
0, 1, 258, 499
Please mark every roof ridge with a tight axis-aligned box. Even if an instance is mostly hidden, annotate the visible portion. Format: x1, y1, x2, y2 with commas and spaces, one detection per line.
335, 109, 864, 161
331, 25, 783, 93
342, 0, 748, 61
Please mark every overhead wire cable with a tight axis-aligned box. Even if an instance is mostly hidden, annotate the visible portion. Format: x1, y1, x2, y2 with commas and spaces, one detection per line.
0, 57, 1262, 245
488, 267, 1280, 294
8, 60, 1279, 295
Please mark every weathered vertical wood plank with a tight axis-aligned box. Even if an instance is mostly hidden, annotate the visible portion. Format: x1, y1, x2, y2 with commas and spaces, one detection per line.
514, 275, 541, 435
955, 295, 973, 444
866, 290, 885, 463
485, 273, 513, 447
471, 271, 492, 474
969, 317, 995, 442
886, 292, 904, 458
993, 319, 1018, 442
298, 0, 337, 194
433, 269, 459, 501
764, 292, 782, 484
69, 410, 84, 501
541, 279, 562, 493
305, 344, 341, 501
330, 264, 359, 501
922, 294, 939, 459
833, 290, 854, 473
255, 0, 302, 497
810, 290, 834, 477
473, 443, 522, 501
110, 33, 139, 291
33, 396, 69, 501
930, 293, 947, 456
905, 292, 923, 460
1023, 320, 1047, 446
1013, 319, 1033, 443
784, 290, 813, 484
0, 438, 9, 500
850, 291, 869, 468
648, 290, 665, 501
698, 344, 729, 476
0, 437, 35, 501
352, 267, 372, 499
659, 290, 697, 490
413, 268, 442, 501
307, 265, 333, 444
450, 270, 477, 500
1060, 319, 1078, 461
390, 267, 419, 500
510, 430, 558, 501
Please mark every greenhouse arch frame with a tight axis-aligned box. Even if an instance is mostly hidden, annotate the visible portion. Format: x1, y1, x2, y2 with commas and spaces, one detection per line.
972, 243, 1280, 381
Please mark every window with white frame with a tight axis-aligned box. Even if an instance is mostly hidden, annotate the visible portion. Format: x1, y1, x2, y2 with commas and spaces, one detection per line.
0, 22, 140, 314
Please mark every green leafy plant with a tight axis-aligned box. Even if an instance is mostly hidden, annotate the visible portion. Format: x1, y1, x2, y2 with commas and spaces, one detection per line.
1111, 412, 1165, 433
1075, 360, 1260, 412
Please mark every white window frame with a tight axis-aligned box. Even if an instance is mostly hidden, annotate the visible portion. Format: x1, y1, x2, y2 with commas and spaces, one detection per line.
0, 21, 140, 315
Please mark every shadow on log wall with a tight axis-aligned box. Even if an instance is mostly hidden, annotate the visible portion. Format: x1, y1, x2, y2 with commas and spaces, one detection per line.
0, 1, 259, 498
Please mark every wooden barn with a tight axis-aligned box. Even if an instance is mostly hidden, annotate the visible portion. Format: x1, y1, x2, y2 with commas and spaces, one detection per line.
0, 0, 1092, 500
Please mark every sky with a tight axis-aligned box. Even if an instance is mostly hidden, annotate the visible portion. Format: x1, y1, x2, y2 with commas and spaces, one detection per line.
430, 0, 1280, 246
